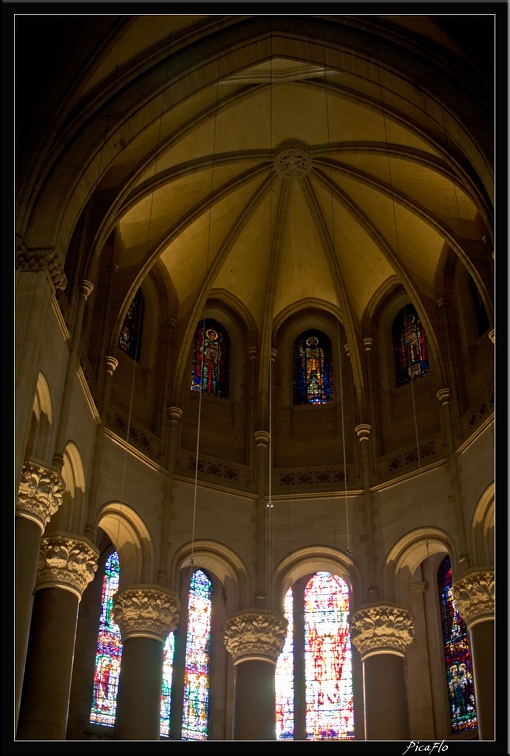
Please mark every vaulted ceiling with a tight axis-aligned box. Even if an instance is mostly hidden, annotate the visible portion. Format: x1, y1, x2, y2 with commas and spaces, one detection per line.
15, 14, 495, 372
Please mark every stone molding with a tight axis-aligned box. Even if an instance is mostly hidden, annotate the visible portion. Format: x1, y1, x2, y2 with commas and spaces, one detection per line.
16, 243, 67, 291
224, 610, 288, 664
104, 356, 119, 377
167, 406, 183, 424
36, 533, 99, 600
436, 388, 451, 406
254, 430, 270, 448
16, 459, 64, 531
350, 603, 415, 659
113, 585, 181, 641
453, 569, 494, 628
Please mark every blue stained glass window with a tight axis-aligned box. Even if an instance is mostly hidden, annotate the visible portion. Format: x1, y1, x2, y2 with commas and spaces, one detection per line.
275, 587, 294, 739
393, 305, 430, 386
182, 570, 212, 740
293, 330, 334, 405
438, 556, 477, 733
304, 572, 354, 740
190, 318, 230, 398
90, 551, 122, 727
160, 633, 175, 737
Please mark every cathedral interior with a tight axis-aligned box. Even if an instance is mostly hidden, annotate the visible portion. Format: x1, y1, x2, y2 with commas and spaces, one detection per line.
14, 11, 498, 747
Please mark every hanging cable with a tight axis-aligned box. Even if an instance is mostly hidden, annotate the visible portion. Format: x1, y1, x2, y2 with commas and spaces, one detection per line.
190, 22, 223, 566
265, 24, 275, 613
116, 42, 170, 548
376, 44, 429, 554
322, 25, 350, 557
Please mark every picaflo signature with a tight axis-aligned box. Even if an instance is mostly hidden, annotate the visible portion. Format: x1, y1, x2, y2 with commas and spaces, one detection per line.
402, 741, 448, 755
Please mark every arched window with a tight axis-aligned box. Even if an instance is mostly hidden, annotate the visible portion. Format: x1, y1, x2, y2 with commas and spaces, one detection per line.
293, 330, 334, 405
469, 275, 490, 338
160, 633, 175, 737
393, 305, 430, 386
275, 572, 355, 740
118, 288, 143, 360
437, 556, 477, 733
90, 551, 122, 727
190, 318, 230, 398
90, 563, 213, 740
182, 569, 213, 740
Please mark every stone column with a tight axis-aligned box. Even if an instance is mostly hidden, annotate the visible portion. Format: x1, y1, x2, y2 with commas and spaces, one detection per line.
454, 569, 494, 740
224, 610, 288, 740
17, 533, 99, 739
112, 586, 181, 740
350, 604, 415, 740
355, 424, 379, 602
15, 242, 67, 483
157, 407, 183, 586
15, 460, 64, 729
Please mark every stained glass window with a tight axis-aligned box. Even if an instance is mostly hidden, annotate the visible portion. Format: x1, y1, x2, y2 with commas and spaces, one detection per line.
275, 587, 294, 739
182, 569, 212, 740
293, 330, 334, 405
469, 276, 490, 337
118, 288, 143, 360
90, 551, 122, 727
438, 556, 477, 733
393, 305, 430, 387
276, 573, 354, 741
304, 572, 354, 740
160, 632, 175, 737
190, 318, 230, 398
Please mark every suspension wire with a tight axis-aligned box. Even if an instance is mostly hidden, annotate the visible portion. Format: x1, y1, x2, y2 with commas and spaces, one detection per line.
191, 22, 222, 566
376, 44, 429, 554
322, 25, 349, 556
117, 42, 170, 548
266, 23, 275, 612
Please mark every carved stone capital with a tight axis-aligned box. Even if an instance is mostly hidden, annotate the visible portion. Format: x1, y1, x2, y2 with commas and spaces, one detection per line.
167, 406, 183, 424
113, 586, 181, 642
363, 337, 373, 351
247, 346, 258, 360
488, 329, 495, 344
350, 604, 415, 659
224, 610, 288, 664
254, 430, 270, 448
78, 279, 94, 300
104, 356, 119, 377
453, 569, 494, 628
36, 533, 99, 600
16, 245, 67, 291
436, 388, 451, 406
355, 423, 371, 442
16, 460, 64, 531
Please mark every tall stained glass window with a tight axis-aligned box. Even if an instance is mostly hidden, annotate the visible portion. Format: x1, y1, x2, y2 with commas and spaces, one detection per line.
90, 551, 122, 727
190, 318, 230, 398
304, 572, 354, 740
160, 633, 175, 737
118, 288, 143, 360
293, 330, 334, 405
275, 587, 294, 739
393, 305, 430, 387
438, 556, 477, 733
276, 572, 354, 741
182, 569, 212, 740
